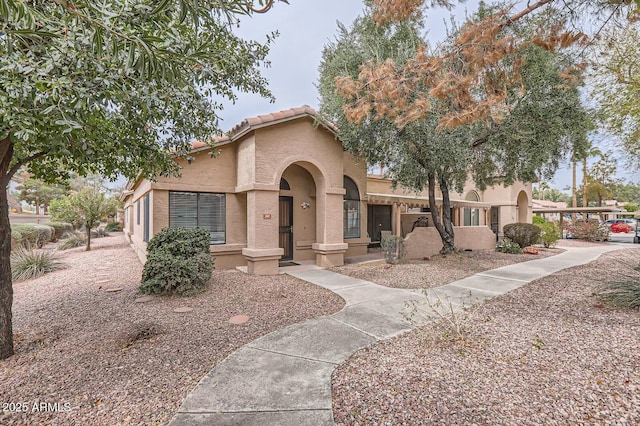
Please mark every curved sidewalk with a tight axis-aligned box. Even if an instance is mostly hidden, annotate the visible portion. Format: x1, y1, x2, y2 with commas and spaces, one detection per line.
169, 244, 622, 426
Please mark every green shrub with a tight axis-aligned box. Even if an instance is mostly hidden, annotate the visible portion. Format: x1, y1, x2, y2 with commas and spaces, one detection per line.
503, 223, 541, 248
536, 221, 561, 248
34, 224, 55, 245
58, 232, 87, 250
11, 247, 64, 281
146, 227, 212, 258
140, 227, 214, 296
566, 220, 609, 242
11, 224, 40, 247
496, 237, 523, 254
381, 234, 406, 264
105, 222, 122, 232
140, 252, 213, 296
11, 223, 55, 248
47, 222, 74, 240
532, 215, 546, 225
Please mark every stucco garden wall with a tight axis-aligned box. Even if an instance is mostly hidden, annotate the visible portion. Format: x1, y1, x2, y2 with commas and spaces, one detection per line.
404, 226, 497, 259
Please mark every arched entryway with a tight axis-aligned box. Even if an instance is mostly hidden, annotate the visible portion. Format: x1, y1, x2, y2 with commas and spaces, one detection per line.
517, 190, 529, 223
279, 164, 317, 262
463, 191, 480, 226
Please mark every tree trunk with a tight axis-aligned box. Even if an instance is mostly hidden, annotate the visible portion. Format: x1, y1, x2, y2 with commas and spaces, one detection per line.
572, 151, 577, 208
35, 195, 40, 215
0, 136, 15, 359
85, 224, 92, 251
583, 157, 588, 208
427, 172, 455, 254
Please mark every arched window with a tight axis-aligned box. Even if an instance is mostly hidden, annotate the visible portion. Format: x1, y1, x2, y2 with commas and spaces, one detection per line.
280, 178, 290, 190
463, 191, 480, 226
344, 176, 360, 238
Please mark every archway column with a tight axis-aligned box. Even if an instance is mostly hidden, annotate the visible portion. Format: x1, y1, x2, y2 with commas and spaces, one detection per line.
242, 188, 283, 275
312, 189, 348, 267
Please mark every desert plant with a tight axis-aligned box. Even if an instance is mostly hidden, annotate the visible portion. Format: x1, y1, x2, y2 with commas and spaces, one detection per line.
140, 227, 214, 296
532, 215, 546, 225
91, 227, 109, 238
381, 234, 406, 264
536, 221, 561, 248
598, 258, 640, 309
566, 220, 609, 242
503, 223, 541, 248
104, 222, 122, 232
47, 222, 74, 240
57, 232, 87, 250
11, 247, 64, 281
496, 238, 524, 254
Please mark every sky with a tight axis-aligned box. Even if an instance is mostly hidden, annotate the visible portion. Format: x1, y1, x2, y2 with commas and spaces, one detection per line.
214, 0, 638, 191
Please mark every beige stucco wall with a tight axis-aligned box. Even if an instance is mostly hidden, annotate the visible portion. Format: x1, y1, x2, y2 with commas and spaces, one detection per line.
404, 226, 497, 259
343, 152, 370, 257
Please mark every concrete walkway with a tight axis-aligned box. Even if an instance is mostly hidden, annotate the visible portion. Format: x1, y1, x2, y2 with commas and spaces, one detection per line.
169, 244, 622, 426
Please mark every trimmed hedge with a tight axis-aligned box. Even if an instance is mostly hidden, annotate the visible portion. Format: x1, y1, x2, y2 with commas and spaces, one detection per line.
503, 223, 541, 248
47, 222, 74, 240
105, 222, 122, 232
140, 227, 214, 296
11, 223, 56, 248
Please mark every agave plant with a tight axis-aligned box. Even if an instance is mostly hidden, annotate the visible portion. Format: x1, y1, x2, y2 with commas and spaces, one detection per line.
11, 248, 64, 282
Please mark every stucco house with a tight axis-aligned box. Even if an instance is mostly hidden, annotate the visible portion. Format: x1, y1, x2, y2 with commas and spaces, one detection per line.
122, 106, 532, 275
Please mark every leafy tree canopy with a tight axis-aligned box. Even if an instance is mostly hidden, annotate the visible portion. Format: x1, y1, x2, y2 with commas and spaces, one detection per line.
319, 1, 592, 252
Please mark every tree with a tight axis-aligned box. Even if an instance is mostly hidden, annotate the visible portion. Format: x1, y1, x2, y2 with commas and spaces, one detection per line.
15, 178, 67, 215
593, 21, 640, 165
319, 1, 592, 253
579, 144, 602, 207
533, 187, 571, 203
585, 150, 619, 206
49, 189, 119, 251
0, 0, 288, 358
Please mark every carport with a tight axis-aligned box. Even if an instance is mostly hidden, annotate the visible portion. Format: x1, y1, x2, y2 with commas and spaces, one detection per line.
532, 206, 624, 239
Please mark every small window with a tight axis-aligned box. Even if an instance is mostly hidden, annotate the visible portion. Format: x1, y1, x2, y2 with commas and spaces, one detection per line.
136, 201, 140, 225
143, 193, 150, 242
280, 178, 290, 190
343, 176, 360, 239
169, 191, 226, 244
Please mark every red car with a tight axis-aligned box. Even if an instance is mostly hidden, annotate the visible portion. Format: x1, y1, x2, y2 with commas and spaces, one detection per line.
610, 222, 633, 233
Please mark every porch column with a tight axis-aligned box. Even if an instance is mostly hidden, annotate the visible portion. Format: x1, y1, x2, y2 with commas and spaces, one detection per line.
313, 188, 348, 267
242, 189, 283, 275
395, 203, 403, 237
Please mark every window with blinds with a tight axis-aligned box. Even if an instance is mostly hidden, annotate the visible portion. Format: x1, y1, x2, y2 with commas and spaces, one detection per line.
169, 191, 226, 244
143, 193, 150, 242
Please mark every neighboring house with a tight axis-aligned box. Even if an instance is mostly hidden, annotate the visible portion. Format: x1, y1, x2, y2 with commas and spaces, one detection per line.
122, 106, 532, 275
532, 199, 567, 222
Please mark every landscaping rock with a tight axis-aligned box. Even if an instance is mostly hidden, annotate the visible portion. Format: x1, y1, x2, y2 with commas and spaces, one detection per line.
229, 314, 250, 325
173, 307, 193, 313
523, 246, 539, 255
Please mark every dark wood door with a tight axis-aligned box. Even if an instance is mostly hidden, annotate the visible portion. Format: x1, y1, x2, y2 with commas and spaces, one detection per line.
279, 196, 293, 260
367, 205, 392, 244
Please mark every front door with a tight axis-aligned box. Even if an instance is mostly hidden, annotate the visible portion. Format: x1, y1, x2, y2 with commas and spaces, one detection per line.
490, 206, 500, 240
367, 205, 392, 246
279, 196, 293, 260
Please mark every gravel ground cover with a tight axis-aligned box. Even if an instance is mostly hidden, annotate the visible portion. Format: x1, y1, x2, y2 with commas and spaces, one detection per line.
0, 234, 344, 425
333, 246, 564, 289
332, 245, 640, 425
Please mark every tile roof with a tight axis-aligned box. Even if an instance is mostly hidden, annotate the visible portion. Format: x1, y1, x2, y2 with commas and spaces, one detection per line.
190, 105, 337, 151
